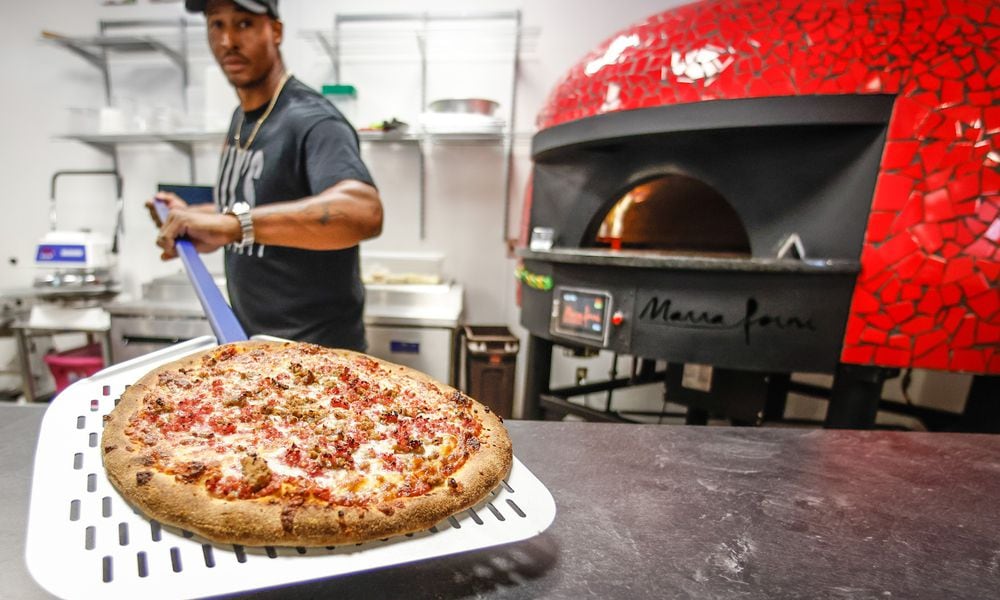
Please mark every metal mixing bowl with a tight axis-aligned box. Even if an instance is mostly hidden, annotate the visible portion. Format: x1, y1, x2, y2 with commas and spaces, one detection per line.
426, 98, 500, 116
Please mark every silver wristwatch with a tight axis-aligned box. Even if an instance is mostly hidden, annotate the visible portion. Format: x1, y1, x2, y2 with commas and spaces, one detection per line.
226, 201, 254, 247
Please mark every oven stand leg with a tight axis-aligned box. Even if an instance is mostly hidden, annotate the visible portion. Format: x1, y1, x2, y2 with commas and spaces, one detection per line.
15, 327, 38, 403
763, 372, 791, 422
825, 364, 894, 429
685, 407, 709, 425
523, 335, 553, 420
958, 376, 1000, 433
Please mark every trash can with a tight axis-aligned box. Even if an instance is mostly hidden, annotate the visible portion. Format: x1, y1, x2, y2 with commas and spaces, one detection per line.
43, 343, 104, 393
463, 325, 519, 419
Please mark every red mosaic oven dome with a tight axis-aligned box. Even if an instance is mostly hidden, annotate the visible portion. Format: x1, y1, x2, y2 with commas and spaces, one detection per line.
537, 0, 1000, 374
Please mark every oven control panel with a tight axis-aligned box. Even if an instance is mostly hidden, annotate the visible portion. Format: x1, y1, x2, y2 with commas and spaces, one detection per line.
549, 286, 614, 346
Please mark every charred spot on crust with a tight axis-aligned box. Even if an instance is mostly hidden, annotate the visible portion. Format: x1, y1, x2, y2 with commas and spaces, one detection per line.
136, 471, 153, 486
104, 444, 117, 454
450, 391, 472, 407
378, 505, 395, 516
279, 495, 304, 532
103, 414, 113, 423
280, 505, 297, 533
448, 478, 463, 494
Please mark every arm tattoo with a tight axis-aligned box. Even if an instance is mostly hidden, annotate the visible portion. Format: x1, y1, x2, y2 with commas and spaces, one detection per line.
318, 206, 347, 226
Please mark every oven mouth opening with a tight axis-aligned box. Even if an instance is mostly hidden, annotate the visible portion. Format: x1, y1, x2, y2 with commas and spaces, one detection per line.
589, 173, 752, 258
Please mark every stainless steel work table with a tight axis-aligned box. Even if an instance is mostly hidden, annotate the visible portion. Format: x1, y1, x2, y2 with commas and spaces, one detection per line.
3, 403, 998, 599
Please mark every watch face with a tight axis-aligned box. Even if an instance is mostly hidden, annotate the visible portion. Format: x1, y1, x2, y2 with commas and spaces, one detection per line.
232, 201, 250, 214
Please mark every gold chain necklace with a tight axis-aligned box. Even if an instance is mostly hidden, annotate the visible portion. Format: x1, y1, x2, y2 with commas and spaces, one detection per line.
233, 72, 292, 151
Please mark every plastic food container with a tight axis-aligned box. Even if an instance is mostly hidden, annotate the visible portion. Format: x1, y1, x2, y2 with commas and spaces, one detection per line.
322, 84, 359, 126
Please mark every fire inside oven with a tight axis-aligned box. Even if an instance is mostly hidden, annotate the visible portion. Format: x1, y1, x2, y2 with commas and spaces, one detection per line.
592, 175, 750, 256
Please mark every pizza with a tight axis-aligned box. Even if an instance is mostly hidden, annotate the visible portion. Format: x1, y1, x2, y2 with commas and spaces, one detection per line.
101, 340, 512, 547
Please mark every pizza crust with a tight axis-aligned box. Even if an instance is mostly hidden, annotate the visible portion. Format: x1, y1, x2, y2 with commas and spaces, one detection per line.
102, 341, 513, 547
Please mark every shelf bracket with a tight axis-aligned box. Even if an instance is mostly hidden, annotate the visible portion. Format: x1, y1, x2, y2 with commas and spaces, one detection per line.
314, 31, 340, 80
46, 37, 105, 71
417, 141, 426, 240
331, 14, 343, 84
43, 35, 110, 102
502, 10, 523, 245
74, 140, 116, 158
144, 37, 189, 100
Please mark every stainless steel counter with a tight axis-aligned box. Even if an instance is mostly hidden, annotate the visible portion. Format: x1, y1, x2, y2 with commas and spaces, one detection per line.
4, 404, 999, 599
107, 280, 465, 381
107, 278, 464, 328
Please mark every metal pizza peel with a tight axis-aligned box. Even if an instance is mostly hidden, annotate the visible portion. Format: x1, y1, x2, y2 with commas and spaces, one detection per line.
151, 200, 247, 344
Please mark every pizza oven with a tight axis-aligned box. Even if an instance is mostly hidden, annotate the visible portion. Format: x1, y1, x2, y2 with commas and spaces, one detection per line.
517, 0, 999, 427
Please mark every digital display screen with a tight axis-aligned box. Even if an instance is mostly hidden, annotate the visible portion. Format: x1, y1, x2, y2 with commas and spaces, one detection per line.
554, 288, 610, 342
158, 183, 214, 206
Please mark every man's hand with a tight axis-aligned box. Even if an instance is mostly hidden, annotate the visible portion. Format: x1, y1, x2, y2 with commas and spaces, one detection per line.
145, 191, 189, 227
147, 191, 240, 260
155, 209, 242, 260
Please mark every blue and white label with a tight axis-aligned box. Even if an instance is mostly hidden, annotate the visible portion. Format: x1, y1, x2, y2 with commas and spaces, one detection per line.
36, 244, 87, 263
390, 341, 420, 354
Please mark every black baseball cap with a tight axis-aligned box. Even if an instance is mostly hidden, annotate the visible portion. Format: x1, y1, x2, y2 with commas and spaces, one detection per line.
186, 0, 280, 19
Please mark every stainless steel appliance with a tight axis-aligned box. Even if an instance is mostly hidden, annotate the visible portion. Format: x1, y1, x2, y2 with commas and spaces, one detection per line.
110, 270, 464, 382
107, 273, 217, 363
365, 282, 464, 384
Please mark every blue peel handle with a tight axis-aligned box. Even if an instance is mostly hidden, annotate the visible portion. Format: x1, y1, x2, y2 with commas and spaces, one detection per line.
153, 200, 248, 343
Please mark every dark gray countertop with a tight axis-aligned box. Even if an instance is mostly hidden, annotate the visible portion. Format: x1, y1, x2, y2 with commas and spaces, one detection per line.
3, 403, 999, 599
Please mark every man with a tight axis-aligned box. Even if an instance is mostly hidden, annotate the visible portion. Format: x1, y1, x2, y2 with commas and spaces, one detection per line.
152, 0, 383, 351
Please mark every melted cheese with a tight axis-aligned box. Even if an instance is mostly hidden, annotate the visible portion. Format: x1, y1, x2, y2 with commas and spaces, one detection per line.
129, 344, 481, 505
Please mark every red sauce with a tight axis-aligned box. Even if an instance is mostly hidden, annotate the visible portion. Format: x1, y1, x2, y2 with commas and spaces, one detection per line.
160, 398, 212, 433
209, 416, 236, 435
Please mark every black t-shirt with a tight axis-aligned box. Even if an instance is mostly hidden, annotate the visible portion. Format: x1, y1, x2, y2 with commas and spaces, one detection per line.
214, 77, 374, 351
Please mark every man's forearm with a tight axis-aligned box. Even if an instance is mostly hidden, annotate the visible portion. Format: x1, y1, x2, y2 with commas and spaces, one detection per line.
250, 179, 383, 250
